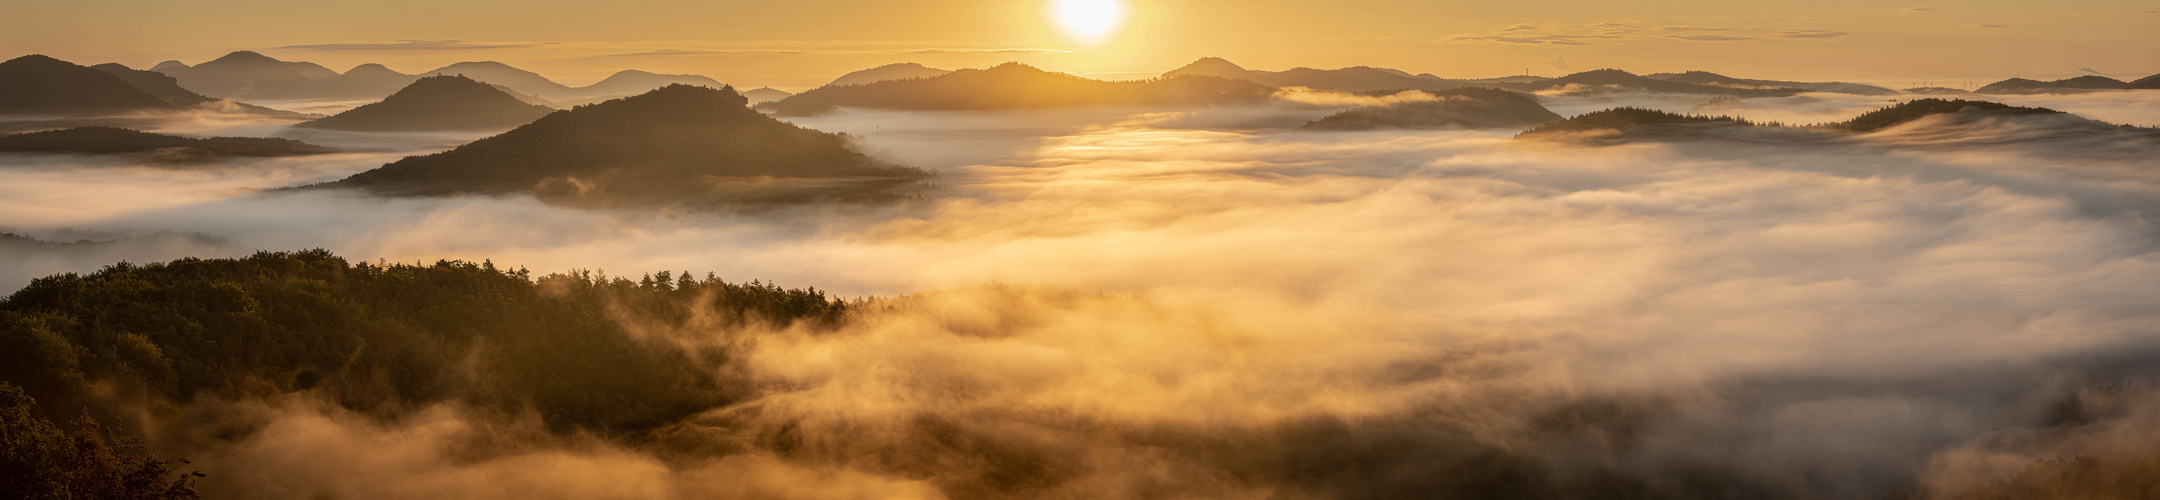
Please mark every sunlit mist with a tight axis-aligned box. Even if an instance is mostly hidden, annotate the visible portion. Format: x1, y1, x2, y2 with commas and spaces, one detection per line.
5, 1, 2160, 499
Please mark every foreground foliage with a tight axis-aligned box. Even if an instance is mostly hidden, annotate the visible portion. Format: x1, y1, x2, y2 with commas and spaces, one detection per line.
0, 249, 848, 433
0, 383, 200, 500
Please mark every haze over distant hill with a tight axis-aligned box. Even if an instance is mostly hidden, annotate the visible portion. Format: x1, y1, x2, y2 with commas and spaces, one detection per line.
89, 63, 215, 107
1518, 98, 2143, 145
572, 70, 725, 99
155, 51, 354, 100
1299, 88, 1561, 131
152, 51, 733, 103
418, 61, 572, 98
339, 63, 422, 94
764, 63, 1275, 116
1159, 60, 1815, 97
0, 126, 339, 161
1162, 57, 1486, 93
742, 87, 794, 105
1644, 71, 1897, 95
1975, 76, 2130, 94
294, 75, 557, 132
824, 63, 952, 88
0, 55, 177, 115
1502, 69, 1804, 97
90, 63, 311, 118
415, 63, 727, 101
318, 84, 928, 206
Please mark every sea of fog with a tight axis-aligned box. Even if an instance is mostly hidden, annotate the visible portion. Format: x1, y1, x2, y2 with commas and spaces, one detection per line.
3, 90, 2160, 498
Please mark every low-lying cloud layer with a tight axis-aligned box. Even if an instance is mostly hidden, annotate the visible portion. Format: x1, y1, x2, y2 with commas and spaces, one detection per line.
6, 90, 2160, 498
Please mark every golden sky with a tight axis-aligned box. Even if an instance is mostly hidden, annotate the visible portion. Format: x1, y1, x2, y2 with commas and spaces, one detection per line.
7, 0, 2156, 89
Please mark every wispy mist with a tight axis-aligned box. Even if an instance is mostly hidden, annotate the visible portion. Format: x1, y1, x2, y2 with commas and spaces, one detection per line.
5, 90, 2160, 498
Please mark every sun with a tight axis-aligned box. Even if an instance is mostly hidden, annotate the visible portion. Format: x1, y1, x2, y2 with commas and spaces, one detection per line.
1052, 0, 1126, 42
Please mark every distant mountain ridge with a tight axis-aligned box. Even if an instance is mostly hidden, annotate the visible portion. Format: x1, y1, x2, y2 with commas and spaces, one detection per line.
294, 75, 557, 132
1517, 98, 2144, 144
1976, 76, 2130, 94
742, 87, 794, 105
1162, 57, 1487, 93
824, 63, 952, 88
89, 62, 309, 118
1500, 69, 1804, 97
1643, 71, 1898, 95
1160, 58, 1819, 97
319, 84, 929, 206
1299, 88, 1561, 131
153, 51, 363, 100
154, 51, 732, 102
764, 62, 1275, 116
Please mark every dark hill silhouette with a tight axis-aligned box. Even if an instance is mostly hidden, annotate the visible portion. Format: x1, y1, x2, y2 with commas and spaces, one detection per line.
0, 126, 339, 161
1273, 66, 1481, 92
286, 60, 341, 80
155, 51, 319, 99
742, 87, 794, 105
294, 75, 556, 132
415, 61, 574, 98
317, 84, 929, 206
1645, 71, 1897, 95
1518, 98, 2145, 145
1976, 76, 2129, 94
824, 63, 952, 88
489, 83, 557, 107
0, 55, 176, 115
1162, 57, 1482, 93
340, 63, 421, 96
2131, 73, 2160, 90
1517, 108, 1759, 139
89, 63, 213, 106
90, 63, 310, 118
1504, 69, 1803, 97
763, 63, 1275, 116
1833, 99, 2064, 133
415, 63, 725, 101
1299, 88, 1561, 131
573, 70, 727, 100
1162, 57, 1263, 81
149, 60, 188, 72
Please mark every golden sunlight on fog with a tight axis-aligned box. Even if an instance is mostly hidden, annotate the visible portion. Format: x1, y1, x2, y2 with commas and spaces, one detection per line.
4, 1, 2160, 498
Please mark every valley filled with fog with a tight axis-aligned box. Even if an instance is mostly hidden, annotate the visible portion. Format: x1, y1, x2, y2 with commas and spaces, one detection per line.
6, 55, 2160, 498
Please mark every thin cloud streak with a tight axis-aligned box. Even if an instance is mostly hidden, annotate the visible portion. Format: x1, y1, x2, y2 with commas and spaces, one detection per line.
604, 49, 806, 57
911, 48, 1074, 54
277, 40, 549, 51
1450, 22, 1847, 46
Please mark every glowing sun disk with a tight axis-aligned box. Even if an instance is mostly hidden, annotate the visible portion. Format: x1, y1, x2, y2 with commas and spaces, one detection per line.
1056, 0, 1125, 38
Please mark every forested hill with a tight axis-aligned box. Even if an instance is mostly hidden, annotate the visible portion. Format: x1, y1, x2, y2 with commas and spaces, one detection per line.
0, 55, 177, 115
0, 126, 340, 161
0, 250, 849, 437
293, 74, 555, 132
1299, 88, 1561, 131
319, 84, 930, 206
